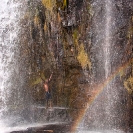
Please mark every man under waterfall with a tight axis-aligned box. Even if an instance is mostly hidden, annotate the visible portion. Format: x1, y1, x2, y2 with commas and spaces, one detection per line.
44, 72, 53, 108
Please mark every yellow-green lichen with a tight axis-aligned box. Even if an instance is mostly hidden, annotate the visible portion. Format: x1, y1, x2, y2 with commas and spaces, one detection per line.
72, 29, 79, 48
34, 16, 39, 25
42, 0, 55, 12
42, 0, 56, 23
77, 44, 91, 69
29, 72, 46, 86
63, 0, 67, 9
124, 77, 133, 94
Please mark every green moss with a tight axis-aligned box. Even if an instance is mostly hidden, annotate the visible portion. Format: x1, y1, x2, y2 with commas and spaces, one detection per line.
56, 0, 67, 11
77, 44, 91, 69
31, 77, 42, 86
124, 77, 133, 94
63, 0, 67, 9
42, 0, 55, 11
29, 71, 46, 86
34, 16, 39, 25
119, 68, 124, 80
73, 29, 78, 40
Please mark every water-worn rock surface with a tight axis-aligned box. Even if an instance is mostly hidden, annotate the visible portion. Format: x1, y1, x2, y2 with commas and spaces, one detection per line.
10, 122, 72, 133
0, 0, 133, 133
79, 0, 132, 130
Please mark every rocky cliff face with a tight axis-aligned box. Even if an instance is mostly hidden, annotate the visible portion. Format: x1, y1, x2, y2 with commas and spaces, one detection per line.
19, 0, 90, 116
81, 0, 133, 130
19, 0, 133, 130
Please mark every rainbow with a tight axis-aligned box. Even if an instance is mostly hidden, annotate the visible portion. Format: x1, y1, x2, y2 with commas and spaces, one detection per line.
71, 58, 133, 132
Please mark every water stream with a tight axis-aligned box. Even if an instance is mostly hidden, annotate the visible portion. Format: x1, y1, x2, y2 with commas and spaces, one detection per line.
0, 0, 20, 118
0, 1, 27, 133
0, 0, 131, 133
104, 0, 112, 79
77, 0, 129, 132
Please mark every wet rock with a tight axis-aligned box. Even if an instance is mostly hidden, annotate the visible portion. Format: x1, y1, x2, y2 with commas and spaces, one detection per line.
10, 122, 72, 133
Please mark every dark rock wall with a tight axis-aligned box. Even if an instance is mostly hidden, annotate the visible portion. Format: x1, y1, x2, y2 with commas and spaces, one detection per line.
18, 0, 133, 130
82, 0, 133, 130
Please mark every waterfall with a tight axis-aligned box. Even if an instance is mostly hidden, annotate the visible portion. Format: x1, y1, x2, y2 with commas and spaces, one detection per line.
104, 0, 112, 79
104, 0, 113, 127
0, 1, 36, 133
0, 0, 22, 132
0, 0, 131, 132
76, 0, 129, 132
0, 0, 20, 118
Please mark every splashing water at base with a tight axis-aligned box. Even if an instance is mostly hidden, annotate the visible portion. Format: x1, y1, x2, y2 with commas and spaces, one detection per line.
0, 0, 21, 132
76, 129, 126, 133
0, 119, 64, 133
0, 0, 19, 115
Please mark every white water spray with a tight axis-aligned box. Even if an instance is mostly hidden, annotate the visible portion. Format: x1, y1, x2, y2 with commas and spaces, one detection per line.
104, 0, 112, 79
0, 0, 20, 120
104, 0, 112, 117
76, 0, 128, 132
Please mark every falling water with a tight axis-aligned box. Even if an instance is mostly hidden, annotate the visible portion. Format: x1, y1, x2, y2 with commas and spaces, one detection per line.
104, 0, 112, 79
0, 1, 69, 132
0, 0, 21, 132
104, 0, 113, 128
76, 0, 129, 132
0, 0, 20, 118
0, 0, 131, 132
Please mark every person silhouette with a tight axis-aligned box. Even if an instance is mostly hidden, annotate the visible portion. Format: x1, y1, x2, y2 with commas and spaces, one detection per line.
44, 72, 53, 108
